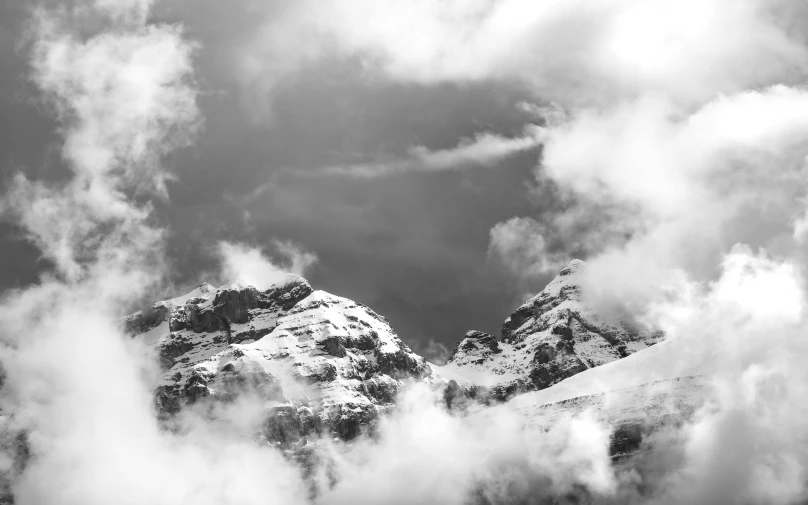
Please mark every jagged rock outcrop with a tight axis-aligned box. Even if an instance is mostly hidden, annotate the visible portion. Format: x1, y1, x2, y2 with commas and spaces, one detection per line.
126, 275, 431, 447
436, 260, 661, 401
451, 330, 501, 363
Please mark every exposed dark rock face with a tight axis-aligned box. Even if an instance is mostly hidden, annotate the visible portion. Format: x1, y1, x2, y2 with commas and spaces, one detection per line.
158, 334, 196, 370
124, 304, 170, 334
450, 331, 501, 363
264, 405, 318, 447
441, 379, 507, 411
215, 362, 284, 402
609, 421, 646, 460
501, 304, 535, 345
345, 333, 378, 351
315, 363, 338, 382
375, 348, 431, 380
162, 278, 314, 336
321, 337, 347, 358
527, 361, 586, 390
361, 376, 399, 404
182, 372, 212, 403
123, 283, 218, 336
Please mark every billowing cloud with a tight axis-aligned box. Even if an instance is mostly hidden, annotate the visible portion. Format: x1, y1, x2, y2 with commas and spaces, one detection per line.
411, 338, 452, 366
240, 0, 808, 110
217, 240, 317, 289
317, 384, 616, 504
488, 216, 566, 280
1, 0, 199, 281
629, 247, 808, 504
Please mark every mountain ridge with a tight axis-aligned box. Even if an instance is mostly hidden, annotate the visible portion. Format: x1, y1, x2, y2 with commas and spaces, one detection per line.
435, 259, 662, 400
123, 261, 681, 461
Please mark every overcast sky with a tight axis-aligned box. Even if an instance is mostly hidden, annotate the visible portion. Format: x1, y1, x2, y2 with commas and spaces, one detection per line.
0, 0, 570, 361
5, 0, 808, 364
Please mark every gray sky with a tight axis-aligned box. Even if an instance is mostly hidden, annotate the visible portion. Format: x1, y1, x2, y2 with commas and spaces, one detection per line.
0, 0, 562, 361
7, 0, 808, 363
5, 2, 808, 502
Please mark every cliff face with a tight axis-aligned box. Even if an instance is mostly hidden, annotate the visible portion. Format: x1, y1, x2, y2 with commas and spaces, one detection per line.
436, 260, 662, 401
125, 275, 431, 447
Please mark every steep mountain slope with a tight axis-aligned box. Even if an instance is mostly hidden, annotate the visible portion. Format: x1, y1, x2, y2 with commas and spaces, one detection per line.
436, 260, 662, 399
468, 337, 709, 460
125, 275, 431, 445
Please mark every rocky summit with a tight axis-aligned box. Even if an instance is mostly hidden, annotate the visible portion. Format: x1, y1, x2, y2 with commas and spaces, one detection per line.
124, 275, 431, 447
436, 260, 662, 401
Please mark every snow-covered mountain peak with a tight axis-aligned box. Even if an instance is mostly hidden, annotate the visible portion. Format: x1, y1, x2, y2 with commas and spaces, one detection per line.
504, 259, 585, 342
124, 275, 431, 445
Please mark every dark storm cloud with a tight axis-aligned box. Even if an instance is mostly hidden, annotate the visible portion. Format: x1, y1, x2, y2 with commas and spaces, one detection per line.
37, 0, 556, 347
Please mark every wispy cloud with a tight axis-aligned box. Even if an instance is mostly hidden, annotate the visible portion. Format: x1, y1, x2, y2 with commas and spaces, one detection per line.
2, 1, 200, 281
317, 125, 542, 177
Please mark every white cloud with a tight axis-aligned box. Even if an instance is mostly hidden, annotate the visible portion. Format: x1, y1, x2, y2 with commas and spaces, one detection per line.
240, 0, 808, 109
1, 2, 199, 282
217, 240, 317, 290
630, 247, 808, 504
318, 384, 616, 504
412, 338, 451, 366
488, 216, 568, 280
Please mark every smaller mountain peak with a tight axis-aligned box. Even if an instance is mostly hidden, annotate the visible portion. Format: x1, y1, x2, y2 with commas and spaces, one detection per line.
558, 259, 585, 276
449, 330, 501, 363
464, 330, 493, 339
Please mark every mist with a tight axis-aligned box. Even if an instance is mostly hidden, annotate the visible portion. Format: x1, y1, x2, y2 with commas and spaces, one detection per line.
2, 0, 808, 504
